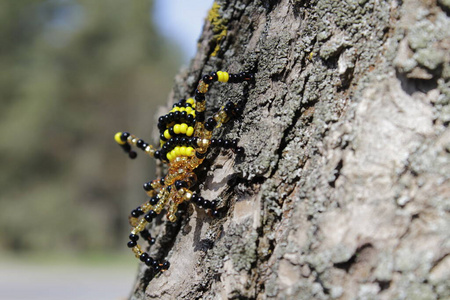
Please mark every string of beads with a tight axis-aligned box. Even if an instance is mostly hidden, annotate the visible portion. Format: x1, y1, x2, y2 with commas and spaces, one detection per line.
114, 71, 253, 273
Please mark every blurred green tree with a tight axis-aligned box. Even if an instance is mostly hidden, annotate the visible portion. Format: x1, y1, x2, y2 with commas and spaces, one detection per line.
0, 0, 181, 254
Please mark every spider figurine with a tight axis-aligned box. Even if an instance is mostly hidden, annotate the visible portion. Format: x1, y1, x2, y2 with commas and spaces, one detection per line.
114, 70, 254, 273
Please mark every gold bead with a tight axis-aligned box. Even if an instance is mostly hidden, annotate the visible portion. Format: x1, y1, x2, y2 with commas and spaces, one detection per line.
168, 214, 177, 222
197, 81, 209, 93
184, 192, 193, 201
196, 101, 206, 112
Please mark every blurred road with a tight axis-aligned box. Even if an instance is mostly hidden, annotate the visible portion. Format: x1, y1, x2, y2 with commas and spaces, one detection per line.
0, 261, 136, 300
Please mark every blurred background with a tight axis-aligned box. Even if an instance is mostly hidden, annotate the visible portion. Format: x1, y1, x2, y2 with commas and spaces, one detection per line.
0, 0, 212, 299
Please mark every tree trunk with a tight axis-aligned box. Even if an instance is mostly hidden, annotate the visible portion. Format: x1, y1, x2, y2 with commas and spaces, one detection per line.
130, 0, 449, 299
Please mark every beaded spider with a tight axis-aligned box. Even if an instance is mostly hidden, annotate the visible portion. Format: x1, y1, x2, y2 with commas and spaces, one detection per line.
114, 71, 253, 273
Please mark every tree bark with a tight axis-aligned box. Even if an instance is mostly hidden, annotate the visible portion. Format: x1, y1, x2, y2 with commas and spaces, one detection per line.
130, 0, 450, 299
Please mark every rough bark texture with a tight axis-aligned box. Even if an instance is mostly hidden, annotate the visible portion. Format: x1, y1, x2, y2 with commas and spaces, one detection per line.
130, 0, 450, 299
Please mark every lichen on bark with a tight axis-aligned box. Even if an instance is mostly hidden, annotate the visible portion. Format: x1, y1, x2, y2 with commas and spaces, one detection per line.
130, 0, 450, 299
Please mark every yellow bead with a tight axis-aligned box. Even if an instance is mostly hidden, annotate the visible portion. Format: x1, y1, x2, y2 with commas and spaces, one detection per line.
164, 129, 171, 140
173, 146, 179, 157
180, 107, 185, 112
186, 107, 192, 113
167, 152, 173, 161
173, 107, 180, 112
222, 71, 229, 82
114, 132, 126, 145
186, 126, 194, 136
180, 146, 187, 156
186, 98, 195, 105
186, 147, 194, 156
174, 124, 181, 134
180, 123, 188, 134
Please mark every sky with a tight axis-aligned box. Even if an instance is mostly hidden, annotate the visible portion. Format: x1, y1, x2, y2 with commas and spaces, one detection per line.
153, 0, 214, 61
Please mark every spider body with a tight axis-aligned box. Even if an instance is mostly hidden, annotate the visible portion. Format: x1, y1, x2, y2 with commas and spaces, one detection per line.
114, 71, 253, 272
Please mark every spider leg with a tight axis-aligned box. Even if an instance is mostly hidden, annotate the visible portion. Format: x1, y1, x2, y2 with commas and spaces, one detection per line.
127, 182, 171, 272
114, 131, 158, 159
210, 138, 244, 155
169, 179, 220, 218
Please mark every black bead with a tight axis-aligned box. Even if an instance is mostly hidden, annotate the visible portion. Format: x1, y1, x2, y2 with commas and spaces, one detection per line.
169, 127, 175, 136
202, 199, 212, 209
202, 74, 212, 84
162, 261, 170, 270
168, 112, 175, 121
234, 106, 244, 116
160, 178, 165, 185
196, 112, 205, 122
245, 73, 255, 81
121, 132, 130, 142
143, 182, 153, 191
151, 260, 159, 268
236, 147, 244, 155
211, 200, 218, 208
187, 114, 194, 123
136, 207, 143, 215
129, 151, 137, 159
174, 111, 181, 119
136, 139, 144, 149
144, 213, 153, 222
224, 106, 234, 114
150, 196, 159, 205
131, 209, 140, 218
160, 133, 167, 141
140, 252, 149, 262
149, 237, 156, 245
228, 74, 237, 83
145, 257, 154, 266
148, 210, 157, 218
195, 196, 204, 206
158, 116, 165, 123
210, 72, 218, 81
154, 265, 161, 272
191, 193, 199, 203
141, 230, 150, 239
127, 240, 137, 248
231, 139, 238, 149
154, 150, 161, 159
205, 121, 214, 131
217, 138, 224, 146
224, 140, 231, 149
212, 210, 220, 218
142, 142, 148, 149
180, 111, 187, 120
129, 234, 139, 242
175, 180, 186, 190
196, 151, 207, 159
195, 91, 205, 101
211, 138, 218, 146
